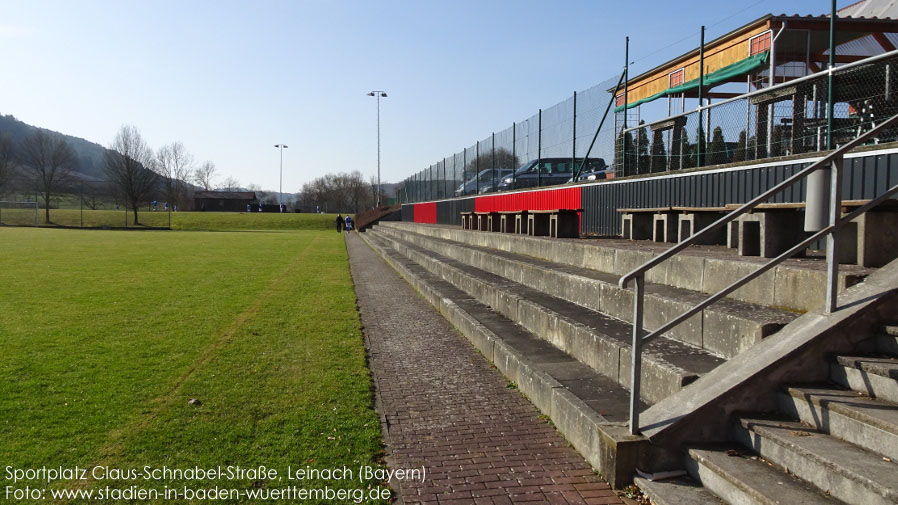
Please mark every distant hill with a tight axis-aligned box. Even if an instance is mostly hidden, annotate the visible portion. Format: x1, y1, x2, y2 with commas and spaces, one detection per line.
0, 113, 110, 181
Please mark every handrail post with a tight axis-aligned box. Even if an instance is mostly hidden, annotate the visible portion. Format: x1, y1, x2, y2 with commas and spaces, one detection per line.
629, 274, 645, 435
825, 157, 844, 314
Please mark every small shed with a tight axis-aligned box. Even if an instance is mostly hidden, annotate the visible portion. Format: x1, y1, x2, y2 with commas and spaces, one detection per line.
194, 191, 257, 212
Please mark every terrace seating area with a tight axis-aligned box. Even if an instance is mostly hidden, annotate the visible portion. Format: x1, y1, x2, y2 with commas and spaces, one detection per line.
359, 220, 898, 504
461, 208, 582, 238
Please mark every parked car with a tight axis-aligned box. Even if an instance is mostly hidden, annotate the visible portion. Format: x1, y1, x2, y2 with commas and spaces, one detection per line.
496, 158, 607, 191
455, 168, 514, 196
572, 161, 612, 182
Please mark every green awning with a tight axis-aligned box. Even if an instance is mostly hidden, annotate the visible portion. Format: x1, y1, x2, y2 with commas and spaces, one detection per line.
615, 51, 769, 111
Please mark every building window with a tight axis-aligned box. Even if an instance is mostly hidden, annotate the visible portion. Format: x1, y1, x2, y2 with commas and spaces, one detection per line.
669, 68, 684, 87
750, 30, 772, 56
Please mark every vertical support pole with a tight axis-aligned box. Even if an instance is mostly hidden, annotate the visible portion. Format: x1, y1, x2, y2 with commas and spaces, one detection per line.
512, 122, 517, 189
476, 141, 480, 194
492, 132, 496, 193
629, 274, 645, 435
623, 36, 630, 177
463, 149, 468, 196
80, 182, 84, 228
825, 158, 843, 314
697, 26, 705, 168
572, 91, 577, 175
537, 109, 542, 188
827, 0, 836, 150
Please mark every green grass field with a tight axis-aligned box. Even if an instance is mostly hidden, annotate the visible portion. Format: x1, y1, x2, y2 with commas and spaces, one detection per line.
0, 208, 344, 231
0, 223, 386, 503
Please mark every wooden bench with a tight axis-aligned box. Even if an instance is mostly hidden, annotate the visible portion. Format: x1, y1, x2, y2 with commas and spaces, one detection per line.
498, 211, 523, 234
528, 209, 582, 238
618, 207, 672, 241
474, 211, 501, 232
727, 203, 806, 258
672, 206, 728, 245
837, 199, 898, 267
461, 211, 475, 230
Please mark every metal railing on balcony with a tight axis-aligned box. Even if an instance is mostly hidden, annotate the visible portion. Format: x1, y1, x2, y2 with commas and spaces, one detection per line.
618, 110, 898, 435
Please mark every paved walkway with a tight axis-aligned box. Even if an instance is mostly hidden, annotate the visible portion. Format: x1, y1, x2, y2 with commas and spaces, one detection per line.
346, 233, 624, 505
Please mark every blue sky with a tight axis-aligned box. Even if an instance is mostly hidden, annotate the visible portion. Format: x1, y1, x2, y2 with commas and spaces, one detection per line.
0, 0, 833, 191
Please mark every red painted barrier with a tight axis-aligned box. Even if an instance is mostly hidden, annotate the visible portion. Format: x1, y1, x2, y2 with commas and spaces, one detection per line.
474, 187, 581, 213
413, 202, 437, 224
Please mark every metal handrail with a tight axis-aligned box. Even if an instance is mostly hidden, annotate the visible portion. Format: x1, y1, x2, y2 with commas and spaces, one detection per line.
618, 111, 898, 435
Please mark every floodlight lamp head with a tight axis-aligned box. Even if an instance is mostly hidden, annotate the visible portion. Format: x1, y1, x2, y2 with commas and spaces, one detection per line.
367, 92, 375, 96
381, 92, 387, 97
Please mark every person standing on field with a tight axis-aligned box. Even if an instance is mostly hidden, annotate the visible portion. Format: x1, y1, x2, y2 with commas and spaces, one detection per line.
336, 214, 344, 233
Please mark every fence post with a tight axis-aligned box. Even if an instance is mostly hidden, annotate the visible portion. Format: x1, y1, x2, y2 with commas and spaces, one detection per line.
476, 141, 480, 194
697, 26, 705, 168
538, 109, 542, 187
572, 91, 577, 174
623, 36, 629, 177
826, 0, 836, 150
80, 182, 84, 228
512, 122, 516, 188
491, 133, 496, 193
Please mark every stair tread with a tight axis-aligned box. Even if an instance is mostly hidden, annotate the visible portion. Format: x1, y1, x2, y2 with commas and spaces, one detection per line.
378, 225, 797, 324
785, 385, 898, 435
634, 475, 725, 505
689, 446, 844, 504
833, 355, 898, 379
374, 229, 725, 377
364, 233, 641, 422
739, 416, 898, 497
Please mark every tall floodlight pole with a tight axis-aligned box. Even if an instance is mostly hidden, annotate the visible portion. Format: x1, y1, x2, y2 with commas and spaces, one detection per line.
367, 90, 388, 207
274, 144, 288, 208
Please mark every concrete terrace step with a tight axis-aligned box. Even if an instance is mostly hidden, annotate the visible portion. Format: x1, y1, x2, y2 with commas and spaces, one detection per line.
735, 416, 898, 505
634, 475, 725, 505
367, 229, 725, 405
380, 221, 872, 313
358, 231, 648, 488
374, 223, 796, 359
831, 355, 898, 404
685, 447, 844, 505
778, 385, 898, 461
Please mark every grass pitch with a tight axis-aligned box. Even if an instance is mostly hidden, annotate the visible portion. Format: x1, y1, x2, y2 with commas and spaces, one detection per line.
0, 225, 386, 503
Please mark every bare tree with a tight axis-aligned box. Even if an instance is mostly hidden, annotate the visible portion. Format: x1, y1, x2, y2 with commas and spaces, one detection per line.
0, 134, 13, 196
19, 130, 76, 223
156, 141, 194, 209
217, 176, 240, 192
104, 125, 158, 225
193, 161, 217, 191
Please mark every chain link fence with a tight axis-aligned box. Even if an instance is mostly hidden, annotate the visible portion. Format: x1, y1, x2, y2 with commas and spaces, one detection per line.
398, 51, 898, 203
617, 51, 898, 176
398, 75, 622, 203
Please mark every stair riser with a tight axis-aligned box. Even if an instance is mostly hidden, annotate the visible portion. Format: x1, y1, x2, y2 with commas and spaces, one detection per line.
376, 226, 778, 359
371, 230, 694, 405
685, 456, 766, 505
777, 391, 898, 461
380, 222, 863, 313
877, 334, 898, 355
735, 426, 895, 505
831, 363, 898, 404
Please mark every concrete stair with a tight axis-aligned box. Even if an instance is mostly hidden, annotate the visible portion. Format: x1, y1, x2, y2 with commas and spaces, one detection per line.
379, 221, 872, 313
373, 224, 797, 359
359, 221, 898, 500
357, 230, 647, 487
635, 324, 898, 505
366, 228, 724, 405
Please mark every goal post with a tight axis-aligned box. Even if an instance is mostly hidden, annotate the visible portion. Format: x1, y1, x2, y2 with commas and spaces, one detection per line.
0, 201, 39, 227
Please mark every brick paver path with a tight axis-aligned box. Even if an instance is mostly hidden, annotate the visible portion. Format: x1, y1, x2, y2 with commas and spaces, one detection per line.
346, 234, 623, 505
